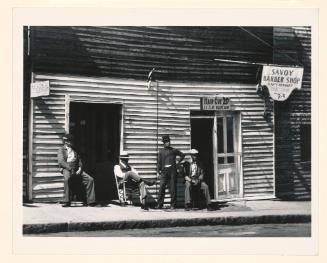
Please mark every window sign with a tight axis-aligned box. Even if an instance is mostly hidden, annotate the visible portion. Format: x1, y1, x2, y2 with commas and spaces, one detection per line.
261, 65, 303, 101
30, 80, 50, 98
200, 96, 231, 111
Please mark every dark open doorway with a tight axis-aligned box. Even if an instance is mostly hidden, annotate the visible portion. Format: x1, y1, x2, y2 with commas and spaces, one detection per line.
190, 117, 214, 198
69, 102, 122, 202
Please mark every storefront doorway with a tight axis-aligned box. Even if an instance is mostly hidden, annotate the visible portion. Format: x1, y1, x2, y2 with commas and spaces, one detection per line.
191, 111, 242, 200
69, 102, 122, 202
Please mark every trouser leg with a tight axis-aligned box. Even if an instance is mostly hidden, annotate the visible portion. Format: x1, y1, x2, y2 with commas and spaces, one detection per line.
170, 168, 177, 207
184, 181, 192, 205
200, 182, 211, 205
62, 170, 71, 203
157, 172, 169, 206
139, 181, 147, 204
81, 172, 96, 204
124, 171, 142, 183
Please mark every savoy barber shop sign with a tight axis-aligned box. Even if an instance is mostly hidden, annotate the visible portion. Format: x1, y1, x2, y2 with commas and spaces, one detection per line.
261, 65, 303, 101
200, 96, 231, 110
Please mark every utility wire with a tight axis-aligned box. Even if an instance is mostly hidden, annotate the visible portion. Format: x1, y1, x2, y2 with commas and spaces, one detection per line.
238, 26, 303, 67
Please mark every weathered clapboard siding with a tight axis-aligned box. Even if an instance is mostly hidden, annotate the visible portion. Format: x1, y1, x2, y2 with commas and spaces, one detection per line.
30, 26, 273, 83
30, 73, 274, 203
274, 27, 311, 200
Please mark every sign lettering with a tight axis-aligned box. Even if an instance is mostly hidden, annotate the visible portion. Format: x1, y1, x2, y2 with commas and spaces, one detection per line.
261, 65, 303, 101
201, 96, 231, 111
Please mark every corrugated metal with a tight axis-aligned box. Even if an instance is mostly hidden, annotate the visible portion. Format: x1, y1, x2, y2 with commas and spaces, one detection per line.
274, 27, 311, 200
31, 73, 274, 203
30, 26, 273, 83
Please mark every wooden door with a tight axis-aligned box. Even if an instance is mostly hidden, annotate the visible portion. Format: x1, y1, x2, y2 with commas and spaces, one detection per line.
213, 112, 242, 199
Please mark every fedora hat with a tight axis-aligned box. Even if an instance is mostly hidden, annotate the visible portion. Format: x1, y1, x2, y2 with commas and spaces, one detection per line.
119, 150, 129, 158
62, 133, 74, 142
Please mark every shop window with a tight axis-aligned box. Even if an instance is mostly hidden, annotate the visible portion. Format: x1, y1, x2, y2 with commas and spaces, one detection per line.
300, 124, 311, 162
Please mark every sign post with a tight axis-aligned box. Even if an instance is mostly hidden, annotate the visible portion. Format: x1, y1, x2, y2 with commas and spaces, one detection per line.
261, 65, 303, 101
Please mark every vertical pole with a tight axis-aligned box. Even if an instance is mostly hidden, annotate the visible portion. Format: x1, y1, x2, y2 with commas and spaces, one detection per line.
27, 27, 33, 201
28, 97, 34, 201
156, 81, 159, 199
28, 72, 34, 201
212, 114, 218, 199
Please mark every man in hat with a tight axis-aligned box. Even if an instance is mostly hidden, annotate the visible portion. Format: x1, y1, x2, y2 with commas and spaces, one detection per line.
184, 149, 213, 211
156, 135, 185, 209
57, 134, 96, 207
114, 151, 155, 210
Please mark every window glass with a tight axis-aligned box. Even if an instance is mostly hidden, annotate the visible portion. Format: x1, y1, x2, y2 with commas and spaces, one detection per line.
217, 117, 224, 153
227, 116, 234, 153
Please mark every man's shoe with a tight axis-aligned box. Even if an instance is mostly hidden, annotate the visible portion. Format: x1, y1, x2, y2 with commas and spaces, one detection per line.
169, 206, 176, 210
155, 204, 163, 209
207, 205, 214, 211
88, 202, 97, 207
62, 202, 71, 207
184, 203, 191, 211
141, 204, 149, 211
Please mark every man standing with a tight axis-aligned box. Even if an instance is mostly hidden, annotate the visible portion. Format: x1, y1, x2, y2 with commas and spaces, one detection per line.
184, 149, 213, 211
156, 135, 185, 210
57, 134, 96, 207
114, 151, 155, 210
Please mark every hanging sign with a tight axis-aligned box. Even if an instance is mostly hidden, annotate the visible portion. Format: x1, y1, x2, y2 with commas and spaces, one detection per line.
200, 96, 231, 110
30, 80, 50, 98
261, 65, 303, 101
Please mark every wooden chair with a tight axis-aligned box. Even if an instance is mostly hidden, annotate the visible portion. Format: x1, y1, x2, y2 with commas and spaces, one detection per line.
114, 170, 139, 206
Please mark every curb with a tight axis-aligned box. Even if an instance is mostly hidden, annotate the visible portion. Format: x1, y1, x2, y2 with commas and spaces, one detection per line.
23, 214, 311, 234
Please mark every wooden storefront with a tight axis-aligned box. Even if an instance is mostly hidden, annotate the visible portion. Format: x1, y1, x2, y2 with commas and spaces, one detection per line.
23, 26, 310, 204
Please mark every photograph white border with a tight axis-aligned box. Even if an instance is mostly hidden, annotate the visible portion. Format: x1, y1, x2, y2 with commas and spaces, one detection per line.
9, 6, 319, 256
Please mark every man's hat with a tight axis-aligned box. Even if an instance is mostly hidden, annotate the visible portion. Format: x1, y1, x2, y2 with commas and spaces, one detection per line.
62, 133, 74, 142
190, 149, 199, 155
119, 150, 129, 158
162, 135, 170, 142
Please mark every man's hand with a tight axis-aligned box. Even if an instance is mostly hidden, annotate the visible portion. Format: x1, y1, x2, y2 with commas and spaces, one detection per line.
76, 168, 82, 175
192, 179, 199, 186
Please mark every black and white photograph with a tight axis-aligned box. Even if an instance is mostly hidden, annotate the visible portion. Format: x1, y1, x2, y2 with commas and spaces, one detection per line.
10, 7, 318, 255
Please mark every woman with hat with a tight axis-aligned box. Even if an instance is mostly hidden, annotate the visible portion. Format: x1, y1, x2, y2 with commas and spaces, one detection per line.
114, 150, 155, 210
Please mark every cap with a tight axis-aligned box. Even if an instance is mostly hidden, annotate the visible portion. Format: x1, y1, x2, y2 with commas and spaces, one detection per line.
162, 135, 170, 142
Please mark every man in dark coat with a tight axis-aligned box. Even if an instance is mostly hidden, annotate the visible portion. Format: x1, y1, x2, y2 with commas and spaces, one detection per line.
57, 134, 96, 207
184, 149, 213, 211
156, 135, 185, 209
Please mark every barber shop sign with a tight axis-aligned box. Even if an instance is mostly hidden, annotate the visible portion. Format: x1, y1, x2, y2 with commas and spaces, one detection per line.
200, 96, 231, 111
260, 65, 303, 101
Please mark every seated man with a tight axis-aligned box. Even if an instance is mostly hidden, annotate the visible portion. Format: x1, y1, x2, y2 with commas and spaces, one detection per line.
57, 134, 96, 207
184, 149, 214, 211
114, 151, 155, 210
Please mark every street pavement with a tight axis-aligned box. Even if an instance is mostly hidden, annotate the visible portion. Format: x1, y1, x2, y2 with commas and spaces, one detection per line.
23, 200, 311, 234
29, 223, 311, 237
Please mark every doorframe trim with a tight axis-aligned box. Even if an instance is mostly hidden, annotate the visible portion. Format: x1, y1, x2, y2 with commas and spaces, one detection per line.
64, 95, 124, 152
